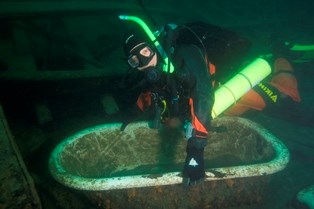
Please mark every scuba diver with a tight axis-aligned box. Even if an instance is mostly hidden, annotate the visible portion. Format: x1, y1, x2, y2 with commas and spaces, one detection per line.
116, 21, 251, 186
116, 17, 312, 186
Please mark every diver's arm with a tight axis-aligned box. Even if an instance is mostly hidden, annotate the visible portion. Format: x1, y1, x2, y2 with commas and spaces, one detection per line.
177, 44, 214, 185
177, 44, 214, 135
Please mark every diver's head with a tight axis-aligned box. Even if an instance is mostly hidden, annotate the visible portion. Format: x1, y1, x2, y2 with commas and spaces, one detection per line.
123, 31, 157, 71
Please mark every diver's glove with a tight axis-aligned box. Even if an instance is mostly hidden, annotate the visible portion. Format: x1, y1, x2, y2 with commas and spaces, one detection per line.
182, 138, 206, 186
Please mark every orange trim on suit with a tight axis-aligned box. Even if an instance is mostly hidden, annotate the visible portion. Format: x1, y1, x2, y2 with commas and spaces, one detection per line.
136, 92, 152, 112
270, 58, 301, 102
189, 98, 208, 136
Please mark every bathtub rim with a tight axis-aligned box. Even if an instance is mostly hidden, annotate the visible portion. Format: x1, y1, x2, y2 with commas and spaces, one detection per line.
49, 116, 290, 191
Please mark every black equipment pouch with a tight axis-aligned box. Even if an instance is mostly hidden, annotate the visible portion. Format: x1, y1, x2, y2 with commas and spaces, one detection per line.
253, 82, 281, 108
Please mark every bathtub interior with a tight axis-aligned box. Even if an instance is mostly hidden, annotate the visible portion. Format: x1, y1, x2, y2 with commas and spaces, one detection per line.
51, 117, 275, 179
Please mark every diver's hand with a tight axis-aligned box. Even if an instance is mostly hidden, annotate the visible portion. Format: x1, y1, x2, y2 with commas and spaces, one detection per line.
182, 139, 206, 186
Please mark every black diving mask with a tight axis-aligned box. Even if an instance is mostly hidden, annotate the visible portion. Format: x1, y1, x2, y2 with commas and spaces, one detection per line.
127, 43, 155, 69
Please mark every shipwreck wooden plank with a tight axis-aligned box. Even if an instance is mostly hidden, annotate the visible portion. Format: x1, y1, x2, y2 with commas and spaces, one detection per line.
0, 104, 42, 209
